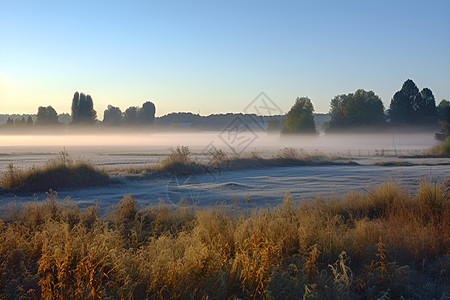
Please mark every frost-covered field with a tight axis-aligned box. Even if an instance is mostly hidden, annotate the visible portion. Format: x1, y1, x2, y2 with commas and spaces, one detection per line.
0, 132, 448, 214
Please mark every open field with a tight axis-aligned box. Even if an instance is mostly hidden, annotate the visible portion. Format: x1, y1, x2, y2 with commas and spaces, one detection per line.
1, 160, 449, 217
0, 132, 448, 214
0, 131, 449, 298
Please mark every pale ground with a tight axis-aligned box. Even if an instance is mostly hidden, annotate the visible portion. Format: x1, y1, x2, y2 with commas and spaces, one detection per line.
0, 132, 448, 215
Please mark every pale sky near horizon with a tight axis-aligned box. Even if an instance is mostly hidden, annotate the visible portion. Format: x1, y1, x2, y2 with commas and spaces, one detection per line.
1, 0, 449, 118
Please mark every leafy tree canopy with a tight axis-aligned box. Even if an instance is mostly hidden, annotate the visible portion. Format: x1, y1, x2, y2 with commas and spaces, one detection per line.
283, 97, 316, 134
437, 99, 450, 122
103, 105, 123, 126
389, 79, 437, 125
122, 102, 156, 125
123, 106, 139, 125
328, 89, 385, 131
36, 106, 59, 125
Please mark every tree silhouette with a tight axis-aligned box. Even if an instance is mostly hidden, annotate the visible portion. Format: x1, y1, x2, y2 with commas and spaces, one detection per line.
419, 88, 437, 123
36, 106, 59, 125
283, 97, 316, 134
138, 101, 156, 124
122, 101, 156, 125
123, 106, 138, 125
85, 95, 97, 122
389, 79, 437, 125
71, 91, 79, 122
437, 100, 450, 122
389, 91, 414, 124
103, 105, 123, 126
71, 91, 97, 124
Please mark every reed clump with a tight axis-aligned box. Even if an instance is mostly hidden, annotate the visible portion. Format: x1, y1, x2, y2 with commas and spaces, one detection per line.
0, 181, 448, 299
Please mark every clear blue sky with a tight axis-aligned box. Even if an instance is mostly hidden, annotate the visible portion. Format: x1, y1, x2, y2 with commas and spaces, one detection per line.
1, 0, 449, 118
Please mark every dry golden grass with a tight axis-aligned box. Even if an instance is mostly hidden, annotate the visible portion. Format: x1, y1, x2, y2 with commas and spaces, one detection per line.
0, 181, 448, 299
428, 137, 450, 157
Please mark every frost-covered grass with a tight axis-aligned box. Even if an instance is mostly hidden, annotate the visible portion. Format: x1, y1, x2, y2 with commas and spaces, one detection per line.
111, 146, 354, 177
0, 181, 448, 299
0, 150, 109, 191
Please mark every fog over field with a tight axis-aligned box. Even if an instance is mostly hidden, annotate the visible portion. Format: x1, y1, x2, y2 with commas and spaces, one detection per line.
0, 131, 440, 171
1, 130, 448, 215
0, 130, 437, 155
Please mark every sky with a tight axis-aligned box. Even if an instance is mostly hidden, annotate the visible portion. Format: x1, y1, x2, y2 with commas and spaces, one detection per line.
1, 0, 449, 118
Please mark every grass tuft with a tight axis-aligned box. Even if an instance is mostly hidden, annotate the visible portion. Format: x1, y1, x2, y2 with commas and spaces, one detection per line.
160, 146, 192, 167
417, 180, 448, 214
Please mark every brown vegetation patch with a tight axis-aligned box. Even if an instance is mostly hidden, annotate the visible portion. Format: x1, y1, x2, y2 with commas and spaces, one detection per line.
0, 181, 448, 299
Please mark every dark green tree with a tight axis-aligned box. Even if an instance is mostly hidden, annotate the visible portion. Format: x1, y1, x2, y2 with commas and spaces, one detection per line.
389, 79, 437, 125
329, 94, 349, 128
85, 95, 97, 122
328, 89, 385, 130
401, 79, 419, 100
36, 106, 59, 125
71, 91, 79, 123
78, 92, 87, 122
103, 105, 123, 126
71, 91, 97, 124
418, 88, 437, 122
283, 97, 316, 134
437, 99, 450, 122
389, 91, 414, 124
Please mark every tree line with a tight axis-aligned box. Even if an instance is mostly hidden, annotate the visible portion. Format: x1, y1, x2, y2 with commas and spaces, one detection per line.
1, 92, 156, 127
2, 80, 449, 132
103, 101, 155, 126
283, 79, 450, 134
